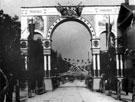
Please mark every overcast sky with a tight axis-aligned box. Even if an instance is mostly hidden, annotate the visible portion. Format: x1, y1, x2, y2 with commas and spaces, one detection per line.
52, 21, 91, 62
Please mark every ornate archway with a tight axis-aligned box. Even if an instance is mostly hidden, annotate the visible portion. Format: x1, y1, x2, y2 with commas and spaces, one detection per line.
43, 16, 98, 78
20, 5, 120, 91
43, 17, 97, 79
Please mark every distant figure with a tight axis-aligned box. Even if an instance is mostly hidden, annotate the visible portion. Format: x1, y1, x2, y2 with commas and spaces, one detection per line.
123, 76, 129, 95
80, 73, 83, 81
100, 73, 106, 93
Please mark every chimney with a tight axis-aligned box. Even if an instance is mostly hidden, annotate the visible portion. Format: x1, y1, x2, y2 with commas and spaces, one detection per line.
125, 0, 129, 5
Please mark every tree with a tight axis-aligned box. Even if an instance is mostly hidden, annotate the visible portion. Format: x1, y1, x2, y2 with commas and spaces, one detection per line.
0, 9, 23, 77
0, 9, 23, 102
51, 49, 70, 75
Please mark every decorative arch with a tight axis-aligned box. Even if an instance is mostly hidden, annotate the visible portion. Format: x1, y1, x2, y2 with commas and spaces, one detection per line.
47, 17, 96, 39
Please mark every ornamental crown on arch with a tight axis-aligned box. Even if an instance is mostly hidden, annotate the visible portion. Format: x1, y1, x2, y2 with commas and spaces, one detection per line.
56, 2, 83, 18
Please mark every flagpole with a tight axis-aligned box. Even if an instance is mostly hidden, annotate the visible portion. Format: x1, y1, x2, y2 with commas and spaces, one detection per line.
106, 15, 111, 50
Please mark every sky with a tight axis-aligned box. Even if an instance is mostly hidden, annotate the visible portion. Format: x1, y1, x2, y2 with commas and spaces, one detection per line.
52, 21, 91, 63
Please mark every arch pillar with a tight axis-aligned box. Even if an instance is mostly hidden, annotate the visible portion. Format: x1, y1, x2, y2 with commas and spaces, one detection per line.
120, 54, 123, 77
91, 38, 100, 77
115, 53, 124, 77
42, 39, 52, 78
42, 39, 53, 91
44, 55, 47, 77
91, 38, 101, 90
115, 37, 124, 77
48, 55, 51, 77
20, 40, 28, 70
116, 53, 119, 76
92, 54, 96, 77
97, 54, 100, 77
20, 39, 33, 96
92, 53, 101, 77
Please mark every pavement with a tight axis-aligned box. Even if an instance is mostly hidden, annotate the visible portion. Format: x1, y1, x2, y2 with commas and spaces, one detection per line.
103, 90, 132, 102
20, 80, 132, 102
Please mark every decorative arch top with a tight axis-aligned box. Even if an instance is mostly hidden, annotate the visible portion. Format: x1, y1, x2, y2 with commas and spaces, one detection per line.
47, 17, 96, 39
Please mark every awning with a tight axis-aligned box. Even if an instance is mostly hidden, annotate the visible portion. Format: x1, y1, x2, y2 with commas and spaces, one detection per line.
117, 3, 135, 31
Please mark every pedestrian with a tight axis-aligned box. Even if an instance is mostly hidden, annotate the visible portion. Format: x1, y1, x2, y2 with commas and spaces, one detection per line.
80, 73, 83, 81
100, 73, 105, 93
124, 76, 129, 95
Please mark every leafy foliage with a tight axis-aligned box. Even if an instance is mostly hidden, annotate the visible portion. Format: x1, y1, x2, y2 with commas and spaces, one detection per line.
0, 9, 24, 79
51, 49, 70, 75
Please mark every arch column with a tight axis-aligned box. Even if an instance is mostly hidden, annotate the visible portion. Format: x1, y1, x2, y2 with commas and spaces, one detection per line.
92, 54, 100, 77
120, 54, 123, 77
44, 55, 47, 77
43, 39, 53, 91
116, 53, 124, 77
20, 40, 28, 70
43, 54, 51, 78
20, 39, 34, 96
43, 39, 52, 78
116, 53, 123, 77
92, 54, 96, 77
48, 55, 51, 77
24, 56, 28, 71
115, 37, 124, 77
97, 54, 100, 77
91, 38, 100, 77
116, 53, 119, 77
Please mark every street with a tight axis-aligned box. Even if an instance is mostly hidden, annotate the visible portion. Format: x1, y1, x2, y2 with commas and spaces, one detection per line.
25, 80, 120, 102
